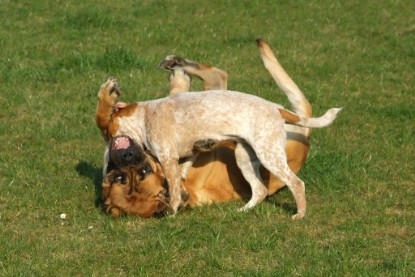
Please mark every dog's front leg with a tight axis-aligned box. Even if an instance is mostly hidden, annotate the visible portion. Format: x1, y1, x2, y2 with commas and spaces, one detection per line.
180, 154, 198, 181
160, 158, 182, 214
176, 155, 198, 208
96, 78, 121, 141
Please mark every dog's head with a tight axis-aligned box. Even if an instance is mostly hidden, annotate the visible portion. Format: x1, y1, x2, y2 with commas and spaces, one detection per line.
102, 136, 170, 218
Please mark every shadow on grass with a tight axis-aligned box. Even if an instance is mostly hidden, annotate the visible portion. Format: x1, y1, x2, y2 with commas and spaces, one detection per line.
75, 161, 104, 209
265, 187, 298, 216
272, 202, 297, 216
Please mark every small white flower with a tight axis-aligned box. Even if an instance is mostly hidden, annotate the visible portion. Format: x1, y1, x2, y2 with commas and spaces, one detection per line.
60, 213, 67, 220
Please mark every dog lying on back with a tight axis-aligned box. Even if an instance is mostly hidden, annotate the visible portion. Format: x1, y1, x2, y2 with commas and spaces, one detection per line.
101, 136, 169, 217
97, 39, 341, 218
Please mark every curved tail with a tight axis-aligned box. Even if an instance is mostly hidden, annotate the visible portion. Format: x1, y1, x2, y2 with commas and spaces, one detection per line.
279, 108, 342, 128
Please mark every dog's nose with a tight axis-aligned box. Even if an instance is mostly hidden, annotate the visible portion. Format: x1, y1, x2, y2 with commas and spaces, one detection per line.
122, 149, 135, 162
110, 142, 145, 167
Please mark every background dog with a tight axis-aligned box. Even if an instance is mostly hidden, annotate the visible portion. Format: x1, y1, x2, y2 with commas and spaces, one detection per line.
98, 39, 317, 218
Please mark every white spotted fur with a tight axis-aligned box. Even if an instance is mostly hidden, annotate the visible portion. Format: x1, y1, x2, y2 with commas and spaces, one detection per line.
101, 79, 341, 219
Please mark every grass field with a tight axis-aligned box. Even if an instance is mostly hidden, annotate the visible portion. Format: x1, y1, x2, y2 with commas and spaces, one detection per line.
1, 0, 414, 275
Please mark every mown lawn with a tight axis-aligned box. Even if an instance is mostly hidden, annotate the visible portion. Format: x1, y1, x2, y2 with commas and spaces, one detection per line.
1, 0, 414, 275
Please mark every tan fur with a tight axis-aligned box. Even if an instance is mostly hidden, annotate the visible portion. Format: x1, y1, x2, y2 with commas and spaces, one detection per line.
278, 108, 301, 124
158, 55, 228, 90
102, 162, 167, 218
98, 40, 339, 219
168, 69, 191, 94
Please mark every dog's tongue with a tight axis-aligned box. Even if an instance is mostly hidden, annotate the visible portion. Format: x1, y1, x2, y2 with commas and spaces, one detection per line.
112, 137, 131, 150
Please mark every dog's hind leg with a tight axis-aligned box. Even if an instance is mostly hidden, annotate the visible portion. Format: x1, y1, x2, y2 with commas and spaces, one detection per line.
234, 143, 268, 211
253, 138, 306, 219
159, 55, 228, 90
168, 68, 192, 94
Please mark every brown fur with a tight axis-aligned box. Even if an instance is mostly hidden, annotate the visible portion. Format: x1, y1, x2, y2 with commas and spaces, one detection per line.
278, 109, 301, 124
102, 160, 167, 217
98, 40, 313, 217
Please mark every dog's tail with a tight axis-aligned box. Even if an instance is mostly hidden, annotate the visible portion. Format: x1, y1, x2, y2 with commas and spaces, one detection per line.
279, 107, 342, 128
256, 39, 313, 134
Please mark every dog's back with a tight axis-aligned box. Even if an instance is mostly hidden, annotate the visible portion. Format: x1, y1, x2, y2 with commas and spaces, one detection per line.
159, 90, 284, 138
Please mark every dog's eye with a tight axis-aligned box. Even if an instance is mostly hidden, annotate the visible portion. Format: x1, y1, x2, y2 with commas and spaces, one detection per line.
138, 164, 153, 180
113, 174, 126, 184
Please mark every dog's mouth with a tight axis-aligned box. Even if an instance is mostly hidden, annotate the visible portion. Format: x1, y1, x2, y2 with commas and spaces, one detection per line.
112, 136, 131, 150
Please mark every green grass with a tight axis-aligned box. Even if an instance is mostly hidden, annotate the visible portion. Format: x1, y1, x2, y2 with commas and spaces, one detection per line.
1, 0, 414, 275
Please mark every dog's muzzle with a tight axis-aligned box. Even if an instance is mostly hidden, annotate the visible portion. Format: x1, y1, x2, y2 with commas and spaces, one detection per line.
110, 136, 145, 167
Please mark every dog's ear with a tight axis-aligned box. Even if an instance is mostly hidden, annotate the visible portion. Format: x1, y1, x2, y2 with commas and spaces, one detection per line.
115, 102, 128, 109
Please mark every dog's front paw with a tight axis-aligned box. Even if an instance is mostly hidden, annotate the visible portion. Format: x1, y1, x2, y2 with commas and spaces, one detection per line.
169, 194, 182, 215
179, 188, 190, 208
193, 139, 219, 152
98, 78, 121, 105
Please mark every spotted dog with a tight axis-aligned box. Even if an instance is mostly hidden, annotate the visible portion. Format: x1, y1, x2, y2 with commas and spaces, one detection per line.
96, 39, 341, 219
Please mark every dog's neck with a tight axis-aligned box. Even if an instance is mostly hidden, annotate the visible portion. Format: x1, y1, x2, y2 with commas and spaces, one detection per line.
113, 103, 147, 148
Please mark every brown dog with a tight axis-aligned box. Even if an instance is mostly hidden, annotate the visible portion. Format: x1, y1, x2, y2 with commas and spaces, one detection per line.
97, 39, 317, 217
